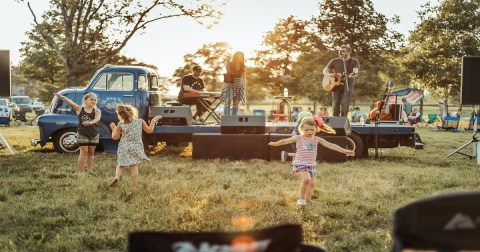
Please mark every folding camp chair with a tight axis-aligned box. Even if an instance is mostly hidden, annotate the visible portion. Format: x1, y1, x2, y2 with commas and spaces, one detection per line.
438, 116, 462, 132
13, 111, 27, 126
426, 114, 439, 127
392, 191, 480, 252
128, 224, 326, 252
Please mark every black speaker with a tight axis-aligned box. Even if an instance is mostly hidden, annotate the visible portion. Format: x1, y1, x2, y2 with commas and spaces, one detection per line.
150, 106, 193, 125
192, 133, 269, 160
0, 50, 10, 97
269, 134, 348, 162
221, 115, 266, 134
322, 117, 351, 136
461, 56, 480, 105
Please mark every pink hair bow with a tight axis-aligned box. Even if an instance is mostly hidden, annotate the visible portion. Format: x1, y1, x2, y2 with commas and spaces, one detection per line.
314, 116, 324, 127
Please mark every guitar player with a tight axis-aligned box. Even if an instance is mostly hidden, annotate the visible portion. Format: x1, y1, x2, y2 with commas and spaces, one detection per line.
322, 45, 360, 117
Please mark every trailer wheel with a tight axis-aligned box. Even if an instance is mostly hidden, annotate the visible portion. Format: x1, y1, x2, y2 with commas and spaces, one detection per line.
348, 132, 365, 158
53, 129, 79, 153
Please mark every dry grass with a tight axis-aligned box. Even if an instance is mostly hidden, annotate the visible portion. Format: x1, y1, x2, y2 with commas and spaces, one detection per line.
1, 126, 480, 251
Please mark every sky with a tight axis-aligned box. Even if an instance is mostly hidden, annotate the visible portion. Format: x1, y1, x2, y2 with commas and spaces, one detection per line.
0, 0, 431, 77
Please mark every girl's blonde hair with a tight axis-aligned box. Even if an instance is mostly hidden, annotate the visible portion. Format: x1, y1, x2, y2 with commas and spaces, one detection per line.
298, 116, 336, 135
298, 117, 316, 135
82, 92, 97, 107
116, 104, 138, 123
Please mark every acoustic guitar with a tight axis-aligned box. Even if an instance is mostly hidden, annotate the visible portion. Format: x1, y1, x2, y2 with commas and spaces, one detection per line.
322, 73, 343, 91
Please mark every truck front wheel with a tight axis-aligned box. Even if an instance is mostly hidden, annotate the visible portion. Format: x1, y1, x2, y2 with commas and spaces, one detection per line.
53, 129, 79, 153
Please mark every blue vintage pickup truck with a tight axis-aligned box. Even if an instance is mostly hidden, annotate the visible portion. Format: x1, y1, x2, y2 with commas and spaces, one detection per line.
32, 65, 162, 153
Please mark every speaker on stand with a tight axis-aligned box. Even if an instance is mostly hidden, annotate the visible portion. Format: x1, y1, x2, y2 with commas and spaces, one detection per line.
445, 56, 480, 164
0, 50, 11, 97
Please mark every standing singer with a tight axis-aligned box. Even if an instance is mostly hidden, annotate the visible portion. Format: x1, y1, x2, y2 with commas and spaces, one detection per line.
323, 45, 360, 117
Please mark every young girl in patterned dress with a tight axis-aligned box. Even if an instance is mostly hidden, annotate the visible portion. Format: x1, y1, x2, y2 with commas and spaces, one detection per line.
268, 117, 354, 206
109, 105, 161, 187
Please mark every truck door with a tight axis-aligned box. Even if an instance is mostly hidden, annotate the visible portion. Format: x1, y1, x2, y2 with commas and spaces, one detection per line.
88, 71, 136, 127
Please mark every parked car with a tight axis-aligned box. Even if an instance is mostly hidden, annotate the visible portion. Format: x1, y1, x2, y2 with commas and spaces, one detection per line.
31, 101, 45, 111
10, 96, 33, 113
0, 98, 12, 125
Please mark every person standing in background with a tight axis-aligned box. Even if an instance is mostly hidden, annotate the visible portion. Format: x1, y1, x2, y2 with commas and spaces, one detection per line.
221, 51, 246, 116
323, 45, 360, 116
402, 97, 413, 115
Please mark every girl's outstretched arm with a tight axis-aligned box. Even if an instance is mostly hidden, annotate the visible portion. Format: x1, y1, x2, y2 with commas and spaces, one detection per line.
142, 115, 162, 133
268, 136, 297, 146
54, 93, 81, 113
318, 137, 355, 156
110, 122, 122, 140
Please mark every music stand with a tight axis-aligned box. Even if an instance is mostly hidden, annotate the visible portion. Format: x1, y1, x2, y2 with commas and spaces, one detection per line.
444, 107, 480, 165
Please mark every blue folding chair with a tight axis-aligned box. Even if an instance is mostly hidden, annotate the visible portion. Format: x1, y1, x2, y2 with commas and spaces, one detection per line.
439, 116, 462, 132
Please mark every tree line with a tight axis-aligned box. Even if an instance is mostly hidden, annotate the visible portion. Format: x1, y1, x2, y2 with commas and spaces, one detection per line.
13, 0, 480, 106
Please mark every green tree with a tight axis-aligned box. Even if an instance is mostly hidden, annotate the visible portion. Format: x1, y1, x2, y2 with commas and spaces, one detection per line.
17, 27, 159, 101
18, 0, 224, 87
172, 42, 232, 92
403, 0, 480, 100
313, 0, 405, 100
251, 16, 313, 96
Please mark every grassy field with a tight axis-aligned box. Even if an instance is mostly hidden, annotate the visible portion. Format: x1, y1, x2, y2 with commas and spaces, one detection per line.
1, 126, 480, 251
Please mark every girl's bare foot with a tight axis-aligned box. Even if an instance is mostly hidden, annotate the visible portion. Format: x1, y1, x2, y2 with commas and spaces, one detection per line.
110, 178, 119, 188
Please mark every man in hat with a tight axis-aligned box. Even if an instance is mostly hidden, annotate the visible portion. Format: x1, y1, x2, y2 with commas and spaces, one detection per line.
438, 100, 447, 125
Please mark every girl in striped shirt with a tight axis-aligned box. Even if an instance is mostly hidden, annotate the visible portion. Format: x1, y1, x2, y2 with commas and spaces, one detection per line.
268, 117, 354, 206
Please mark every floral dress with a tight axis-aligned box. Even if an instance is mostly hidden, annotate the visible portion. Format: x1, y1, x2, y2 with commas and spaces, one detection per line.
117, 119, 150, 166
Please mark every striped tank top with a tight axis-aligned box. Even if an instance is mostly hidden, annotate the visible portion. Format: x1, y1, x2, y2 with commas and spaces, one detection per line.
293, 135, 319, 166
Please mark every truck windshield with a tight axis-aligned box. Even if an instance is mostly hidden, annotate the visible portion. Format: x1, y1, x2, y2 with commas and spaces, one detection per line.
92, 73, 134, 91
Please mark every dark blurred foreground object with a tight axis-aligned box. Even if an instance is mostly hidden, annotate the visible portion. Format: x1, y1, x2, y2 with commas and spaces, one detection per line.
392, 191, 480, 252
129, 224, 327, 252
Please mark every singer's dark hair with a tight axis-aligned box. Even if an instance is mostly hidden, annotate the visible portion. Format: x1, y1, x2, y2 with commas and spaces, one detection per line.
340, 45, 352, 52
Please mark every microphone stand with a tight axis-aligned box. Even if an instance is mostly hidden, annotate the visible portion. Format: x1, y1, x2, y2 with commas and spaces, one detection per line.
375, 110, 380, 160
342, 58, 349, 117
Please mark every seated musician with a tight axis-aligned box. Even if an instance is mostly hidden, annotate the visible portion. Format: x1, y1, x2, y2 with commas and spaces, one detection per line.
178, 65, 211, 123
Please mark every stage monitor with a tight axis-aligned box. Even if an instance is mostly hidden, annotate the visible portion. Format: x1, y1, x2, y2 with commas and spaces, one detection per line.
0, 50, 10, 97
221, 115, 266, 134
150, 106, 193, 126
461, 56, 480, 105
